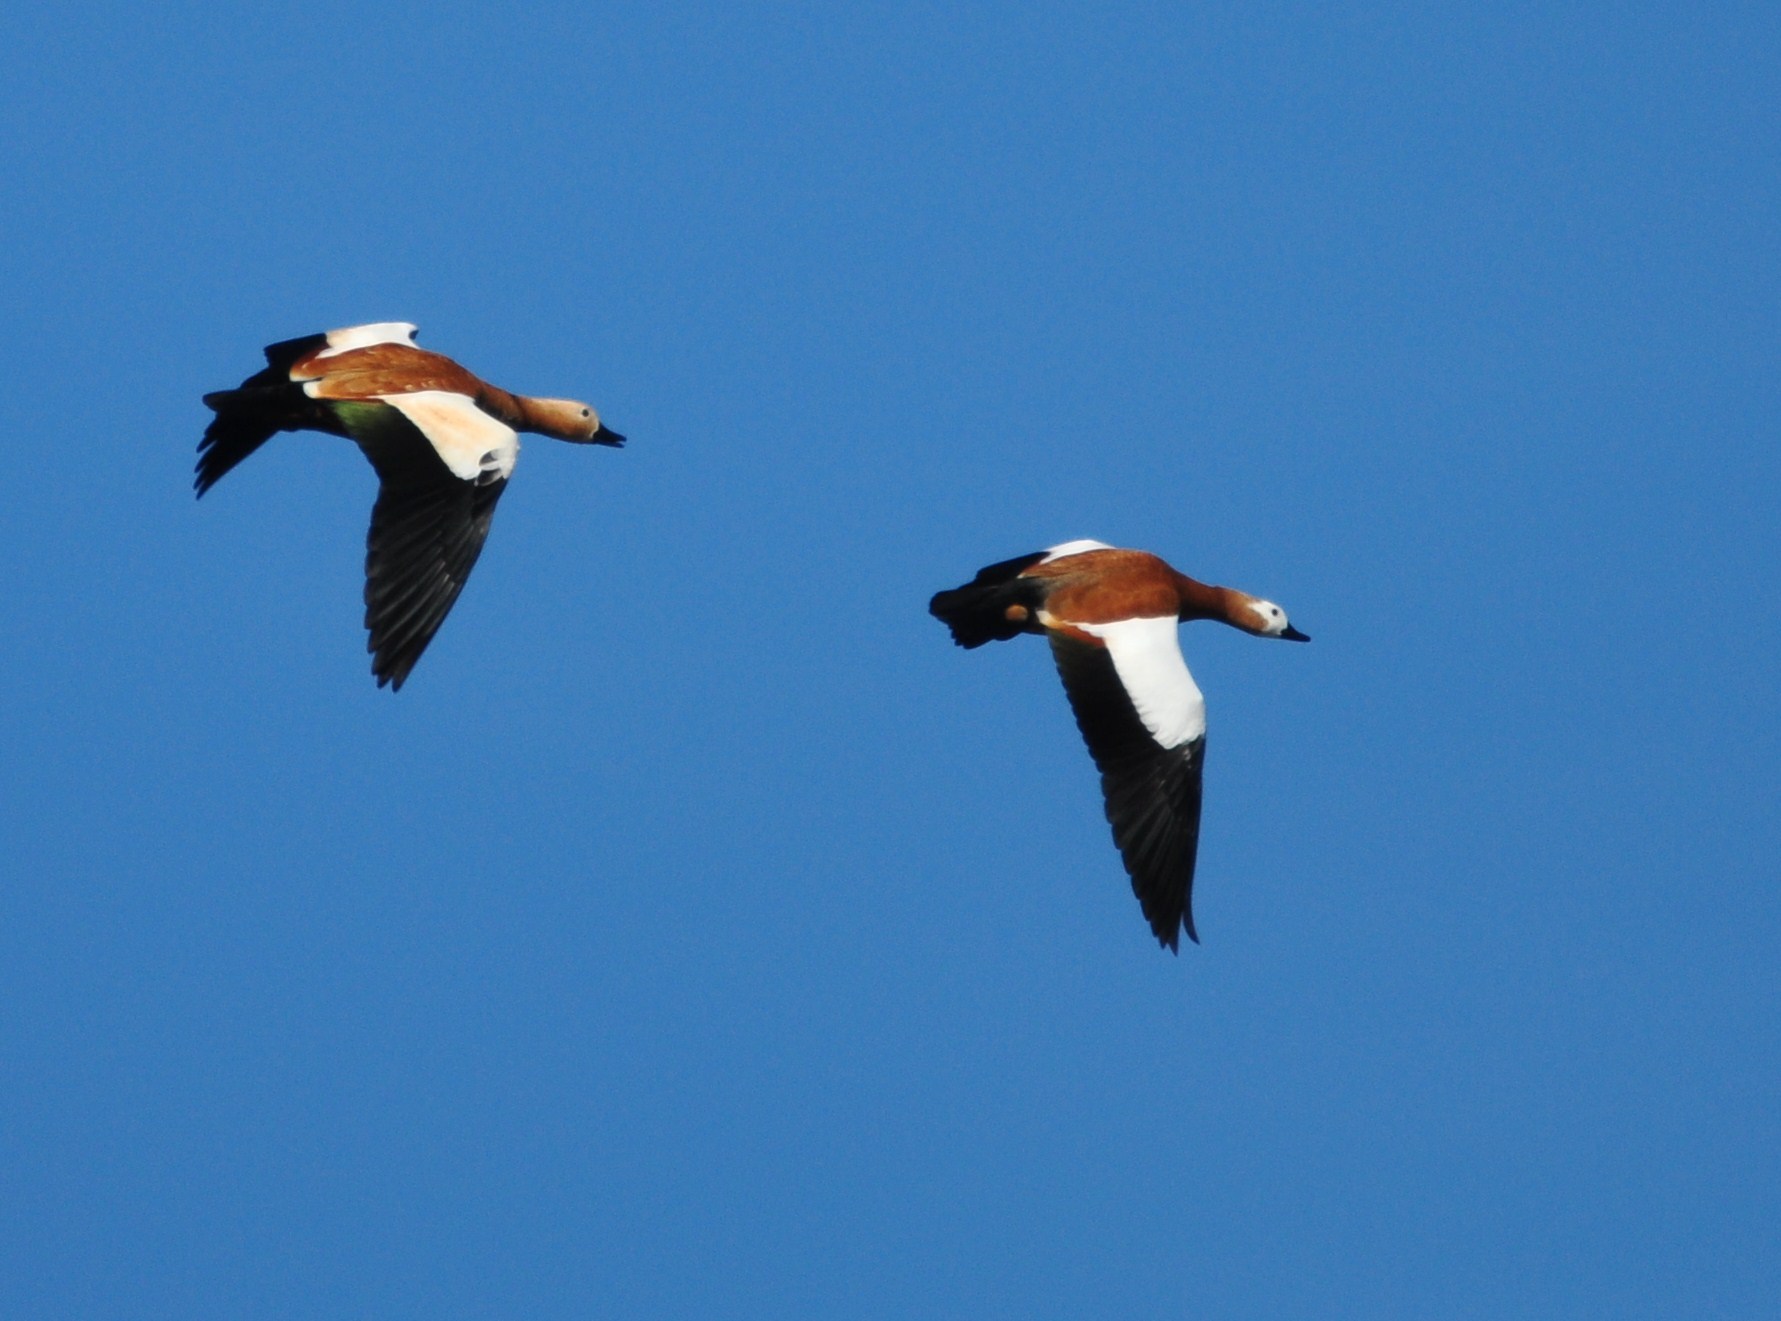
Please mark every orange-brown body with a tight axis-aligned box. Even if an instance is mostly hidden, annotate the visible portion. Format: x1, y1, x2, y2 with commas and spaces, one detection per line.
1023, 548, 1280, 639
294, 343, 598, 440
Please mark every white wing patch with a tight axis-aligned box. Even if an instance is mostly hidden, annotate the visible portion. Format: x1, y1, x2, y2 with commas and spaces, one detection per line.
316, 322, 420, 360
379, 390, 519, 483
1042, 538, 1115, 562
1078, 616, 1206, 748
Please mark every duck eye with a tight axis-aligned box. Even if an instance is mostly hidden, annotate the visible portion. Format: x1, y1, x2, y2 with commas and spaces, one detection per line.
580, 408, 591, 418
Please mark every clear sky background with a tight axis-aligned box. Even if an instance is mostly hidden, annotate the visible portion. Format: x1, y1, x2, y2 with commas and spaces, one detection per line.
1, 3, 1776, 1317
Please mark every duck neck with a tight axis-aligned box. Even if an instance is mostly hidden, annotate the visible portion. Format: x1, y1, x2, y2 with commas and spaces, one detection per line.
475, 384, 527, 429
1172, 572, 1245, 627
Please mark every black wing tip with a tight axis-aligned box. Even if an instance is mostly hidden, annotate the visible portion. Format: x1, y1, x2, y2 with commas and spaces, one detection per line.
1131, 858, 1199, 953
1148, 908, 1197, 952
371, 644, 416, 691
368, 625, 427, 692
361, 472, 504, 696
192, 450, 230, 498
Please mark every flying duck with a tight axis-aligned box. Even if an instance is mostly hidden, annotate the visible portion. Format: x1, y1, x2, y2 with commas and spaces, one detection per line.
928, 539, 1308, 950
197, 322, 624, 690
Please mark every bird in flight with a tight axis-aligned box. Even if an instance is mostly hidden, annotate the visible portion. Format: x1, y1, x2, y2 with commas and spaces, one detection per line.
930, 539, 1308, 950
197, 322, 624, 690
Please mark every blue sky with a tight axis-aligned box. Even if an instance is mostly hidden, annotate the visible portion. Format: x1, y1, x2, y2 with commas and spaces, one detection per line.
1, 2, 1776, 1316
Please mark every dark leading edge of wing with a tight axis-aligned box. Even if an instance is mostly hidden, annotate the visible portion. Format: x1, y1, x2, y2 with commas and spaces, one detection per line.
1048, 633, 1207, 950
359, 426, 509, 691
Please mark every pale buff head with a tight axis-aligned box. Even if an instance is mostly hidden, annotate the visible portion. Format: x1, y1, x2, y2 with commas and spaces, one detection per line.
518, 397, 625, 446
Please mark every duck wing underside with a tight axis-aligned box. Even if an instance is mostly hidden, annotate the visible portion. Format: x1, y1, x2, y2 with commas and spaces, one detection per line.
354, 408, 509, 690
1048, 632, 1207, 949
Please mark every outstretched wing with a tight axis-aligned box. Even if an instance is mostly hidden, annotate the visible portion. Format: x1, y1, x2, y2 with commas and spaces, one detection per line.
363, 465, 507, 690
340, 396, 517, 690
1048, 621, 1208, 949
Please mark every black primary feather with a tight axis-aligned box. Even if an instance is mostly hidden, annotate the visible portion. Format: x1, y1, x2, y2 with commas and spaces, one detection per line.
353, 410, 508, 690
1048, 633, 1207, 950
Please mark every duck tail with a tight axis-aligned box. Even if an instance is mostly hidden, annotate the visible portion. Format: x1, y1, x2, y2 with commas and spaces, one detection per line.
928, 552, 1049, 649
